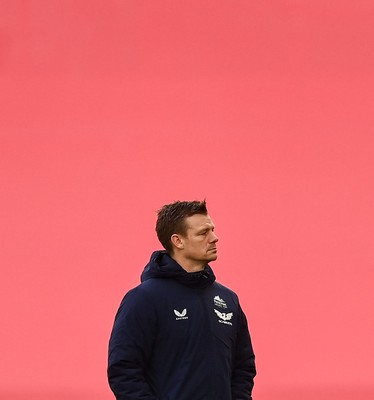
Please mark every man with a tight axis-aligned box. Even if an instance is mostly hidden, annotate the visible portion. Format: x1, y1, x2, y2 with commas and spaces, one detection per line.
108, 200, 256, 399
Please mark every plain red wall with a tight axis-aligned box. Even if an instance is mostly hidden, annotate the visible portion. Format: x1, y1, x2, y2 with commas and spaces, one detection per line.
1, 1, 373, 399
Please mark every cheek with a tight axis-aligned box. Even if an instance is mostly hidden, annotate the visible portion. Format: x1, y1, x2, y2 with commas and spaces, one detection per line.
191, 239, 205, 251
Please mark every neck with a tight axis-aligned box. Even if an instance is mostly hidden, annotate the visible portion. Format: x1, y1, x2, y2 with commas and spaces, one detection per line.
170, 253, 205, 273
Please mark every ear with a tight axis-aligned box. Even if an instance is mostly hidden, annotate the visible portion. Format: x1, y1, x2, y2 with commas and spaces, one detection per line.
171, 234, 184, 250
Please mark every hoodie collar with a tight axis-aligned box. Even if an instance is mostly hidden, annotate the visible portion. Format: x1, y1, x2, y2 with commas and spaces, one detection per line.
141, 250, 216, 289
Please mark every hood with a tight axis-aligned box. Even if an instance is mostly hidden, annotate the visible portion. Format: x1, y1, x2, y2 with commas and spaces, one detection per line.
141, 250, 216, 289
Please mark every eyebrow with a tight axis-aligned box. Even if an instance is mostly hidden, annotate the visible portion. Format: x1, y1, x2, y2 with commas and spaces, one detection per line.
196, 224, 215, 233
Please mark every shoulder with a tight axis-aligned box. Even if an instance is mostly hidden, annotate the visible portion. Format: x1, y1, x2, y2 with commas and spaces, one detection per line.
114, 282, 162, 321
213, 281, 239, 299
121, 278, 176, 305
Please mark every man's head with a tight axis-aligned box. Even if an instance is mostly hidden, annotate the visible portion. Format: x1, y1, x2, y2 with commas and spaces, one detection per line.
156, 200, 218, 270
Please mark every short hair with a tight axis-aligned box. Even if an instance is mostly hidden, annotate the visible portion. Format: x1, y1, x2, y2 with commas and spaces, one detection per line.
156, 200, 208, 253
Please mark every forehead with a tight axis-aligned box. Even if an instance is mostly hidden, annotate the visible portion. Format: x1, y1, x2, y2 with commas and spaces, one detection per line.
184, 214, 215, 230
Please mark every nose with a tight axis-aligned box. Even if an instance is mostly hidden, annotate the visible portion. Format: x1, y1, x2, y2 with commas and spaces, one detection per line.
210, 232, 219, 243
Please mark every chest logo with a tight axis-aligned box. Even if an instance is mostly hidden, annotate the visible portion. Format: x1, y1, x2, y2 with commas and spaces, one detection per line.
174, 309, 188, 320
214, 295, 227, 309
214, 309, 233, 325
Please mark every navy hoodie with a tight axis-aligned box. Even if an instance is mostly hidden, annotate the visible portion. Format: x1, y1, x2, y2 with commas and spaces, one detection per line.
108, 251, 256, 400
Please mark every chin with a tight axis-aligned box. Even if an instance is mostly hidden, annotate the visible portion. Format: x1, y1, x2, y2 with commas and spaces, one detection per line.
207, 254, 218, 262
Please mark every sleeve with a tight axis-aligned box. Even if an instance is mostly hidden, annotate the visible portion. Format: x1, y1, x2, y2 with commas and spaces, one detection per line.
107, 287, 159, 400
231, 303, 256, 400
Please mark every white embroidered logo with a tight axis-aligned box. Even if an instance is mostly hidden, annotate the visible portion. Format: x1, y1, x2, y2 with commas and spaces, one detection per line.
214, 309, 233, 325
214, 295, 227, 309
174, 309, 188, 320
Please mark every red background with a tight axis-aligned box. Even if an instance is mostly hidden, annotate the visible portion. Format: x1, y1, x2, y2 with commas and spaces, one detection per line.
1, 1, 373, 399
